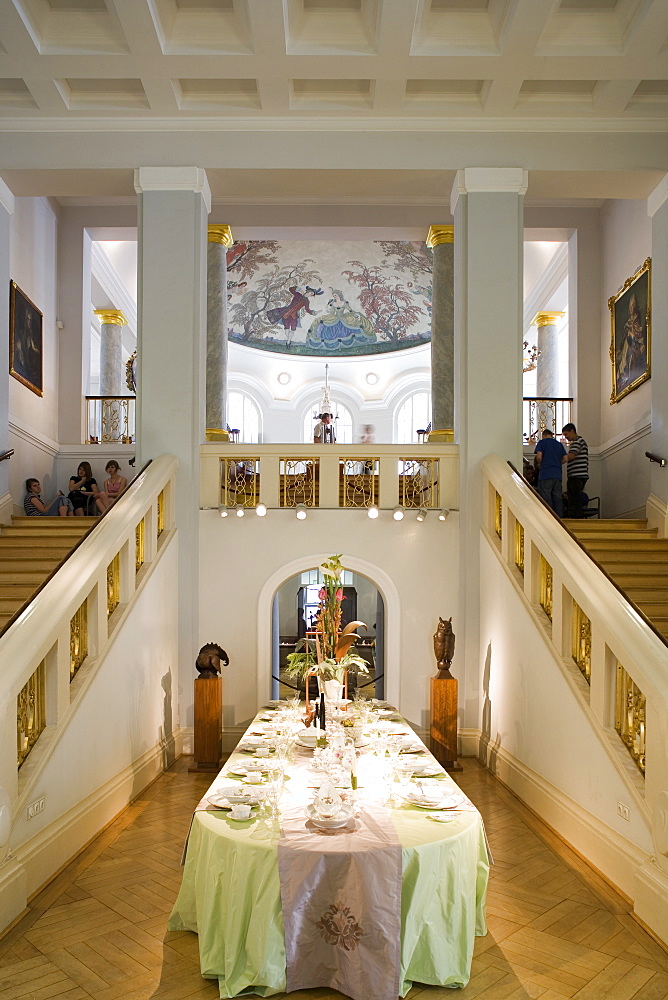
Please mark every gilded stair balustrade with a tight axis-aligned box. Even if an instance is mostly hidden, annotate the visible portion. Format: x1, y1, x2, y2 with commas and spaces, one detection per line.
222, 458, 260, 508
280, 459, 319, 507
540, 555, 553, 621
157, 490, 165, 537
572, 602, 591, 683
135, 518, 145, 573
107, 552, 120, 618
614, 662, 646, 775
494, 491, 502, 538
69, 600, 88, 680
399, 458, 438, 509
515, 520, 524, 575
17, 660, 46, 768
341, 458, 379, 508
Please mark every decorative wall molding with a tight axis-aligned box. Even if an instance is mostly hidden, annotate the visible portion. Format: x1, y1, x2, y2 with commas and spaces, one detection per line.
523, 242, 568, 336
8, 421, 59, 458
595, 420, 651, 462
0, 179, 15, 216
648, 174, 668, 218
90, 241, 137, 342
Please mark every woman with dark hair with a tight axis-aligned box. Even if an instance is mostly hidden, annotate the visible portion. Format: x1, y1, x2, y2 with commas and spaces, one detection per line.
68, 461, 99, 515
23, 478, 74, 517
95, 460, 128, 514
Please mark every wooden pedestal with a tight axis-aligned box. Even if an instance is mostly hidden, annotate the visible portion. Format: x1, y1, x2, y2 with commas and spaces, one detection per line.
430, 674, 462, 772
189, 676, 223, 772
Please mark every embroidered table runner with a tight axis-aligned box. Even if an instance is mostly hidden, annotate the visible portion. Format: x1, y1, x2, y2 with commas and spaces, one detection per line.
277, 799, 402, 1000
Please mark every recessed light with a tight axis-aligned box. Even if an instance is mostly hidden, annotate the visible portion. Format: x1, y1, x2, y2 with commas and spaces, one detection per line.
277, 372, 291, 385
365, 372, 379, 386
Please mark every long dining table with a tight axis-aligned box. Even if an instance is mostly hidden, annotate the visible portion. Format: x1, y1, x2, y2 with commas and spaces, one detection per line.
168, 703, 489, 999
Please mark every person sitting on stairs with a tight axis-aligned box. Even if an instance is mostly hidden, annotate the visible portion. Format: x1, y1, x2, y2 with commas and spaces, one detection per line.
23, 478, 74, 516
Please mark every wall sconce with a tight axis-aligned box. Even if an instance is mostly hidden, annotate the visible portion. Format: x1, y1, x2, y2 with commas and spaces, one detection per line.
256, 503, 267, 517
393, 506, 404, 521
416, 509, 427, 522
438, 509, 449, 521
236, 505, 245, 517
367, 505, 379, 519
218, 505, 228, 518
295, 504, 308, 520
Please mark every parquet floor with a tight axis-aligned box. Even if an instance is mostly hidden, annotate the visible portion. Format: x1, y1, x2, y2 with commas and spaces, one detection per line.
2, 757, 667, 1000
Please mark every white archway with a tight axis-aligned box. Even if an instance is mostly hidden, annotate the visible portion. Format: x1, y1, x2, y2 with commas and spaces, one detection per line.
256, 551, 401, 708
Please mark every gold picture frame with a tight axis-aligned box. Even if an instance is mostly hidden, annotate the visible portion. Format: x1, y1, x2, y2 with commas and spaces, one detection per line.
609, 258, 651, 404
9, 280, 43, 397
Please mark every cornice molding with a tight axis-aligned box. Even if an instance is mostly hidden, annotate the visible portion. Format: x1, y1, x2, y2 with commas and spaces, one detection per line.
523, 242, 568, 335
648, 173, 668, 218
134, 167, 211, 213
0, 178, 14, 215
90, 241, 137, 339
0, 116, 666, 135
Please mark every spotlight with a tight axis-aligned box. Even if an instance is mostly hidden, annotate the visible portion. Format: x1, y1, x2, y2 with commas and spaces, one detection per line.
438, 509, 450, 521
218, 505, 228, 518
416, 509, 427, 522
256, 503, 267, 517
367, 505, 379, 519
392, 506, 404, 521
295, 504, 307, 520
236, 505, 245, 517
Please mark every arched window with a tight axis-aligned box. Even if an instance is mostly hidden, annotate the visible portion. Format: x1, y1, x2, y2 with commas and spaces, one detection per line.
395, 391, 431, 444
303, 403, 354, 444
227, 391, 261, 443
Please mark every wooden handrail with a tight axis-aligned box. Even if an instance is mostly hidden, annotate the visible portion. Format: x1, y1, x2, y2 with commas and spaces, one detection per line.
0, 450, 14, 462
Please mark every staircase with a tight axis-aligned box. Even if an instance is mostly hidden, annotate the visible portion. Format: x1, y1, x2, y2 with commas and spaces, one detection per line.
565, 517, 668, 641
0, 517, 92, 632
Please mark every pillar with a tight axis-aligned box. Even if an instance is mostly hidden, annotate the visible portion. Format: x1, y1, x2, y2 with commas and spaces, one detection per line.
134, 166, 210, 731
452, 167, 526, 742
426, 225, 454, 442
647, 175, 668, 535
94, 309, 126, 396
0, 181, 13, 524
206, 225, 233, 441
533, 311, 565, 400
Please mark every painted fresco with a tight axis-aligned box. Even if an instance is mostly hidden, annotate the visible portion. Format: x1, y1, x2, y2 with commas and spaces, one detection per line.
226, 240, 432, 356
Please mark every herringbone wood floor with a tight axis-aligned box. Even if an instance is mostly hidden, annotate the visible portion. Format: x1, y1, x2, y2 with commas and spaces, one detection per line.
2, 758, 667, 1000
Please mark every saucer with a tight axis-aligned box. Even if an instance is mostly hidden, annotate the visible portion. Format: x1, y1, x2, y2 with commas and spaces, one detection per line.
305, 803, 354, 830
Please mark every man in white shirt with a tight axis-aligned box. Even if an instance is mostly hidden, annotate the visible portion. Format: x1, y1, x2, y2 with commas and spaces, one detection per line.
313, 413, 336, 444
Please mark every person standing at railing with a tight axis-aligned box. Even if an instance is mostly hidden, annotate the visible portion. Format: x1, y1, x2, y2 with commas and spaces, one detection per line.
534, 429, 566, 516
561, 423, 589, 517
23, 479, 74, 517
313, 413, 336, 444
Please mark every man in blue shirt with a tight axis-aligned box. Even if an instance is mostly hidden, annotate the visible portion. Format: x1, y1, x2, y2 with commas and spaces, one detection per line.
534, 429, 567, 516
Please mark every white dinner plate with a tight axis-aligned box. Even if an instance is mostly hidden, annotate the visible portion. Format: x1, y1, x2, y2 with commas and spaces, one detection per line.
209, 789, 263, 807
305, 803, 355, 830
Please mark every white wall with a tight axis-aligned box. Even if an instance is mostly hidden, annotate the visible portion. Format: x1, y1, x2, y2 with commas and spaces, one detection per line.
198, 510, 459, 735
8, 198, 60, 505
598, 199, 652, 516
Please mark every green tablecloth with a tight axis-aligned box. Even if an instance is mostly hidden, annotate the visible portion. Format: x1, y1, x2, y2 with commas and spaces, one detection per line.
169, 719, 489, 998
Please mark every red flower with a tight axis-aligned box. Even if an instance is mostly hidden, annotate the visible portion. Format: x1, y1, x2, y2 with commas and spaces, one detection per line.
318, 588, 326, 601
335, 588, 343, 601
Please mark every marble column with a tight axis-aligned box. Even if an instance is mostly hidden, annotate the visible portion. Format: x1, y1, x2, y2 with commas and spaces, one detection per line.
452, 166, 526, 753
134, 165, 210, 732
206, 225, 233, 441
94, 309, 126, 395
0, 180, 13, 524
426, 225, 454, 442
533, 311, 564, 400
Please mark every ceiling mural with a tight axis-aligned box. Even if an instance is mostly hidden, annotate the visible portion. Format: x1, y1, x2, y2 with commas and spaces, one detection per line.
226, 240, 432, 357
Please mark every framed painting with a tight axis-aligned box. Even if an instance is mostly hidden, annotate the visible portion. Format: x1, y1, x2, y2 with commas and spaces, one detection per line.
9, 280, 43, 396
609, 257, 651, 404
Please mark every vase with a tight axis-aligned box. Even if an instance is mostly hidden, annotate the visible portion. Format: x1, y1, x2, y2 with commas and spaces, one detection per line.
320, 678, 344, 703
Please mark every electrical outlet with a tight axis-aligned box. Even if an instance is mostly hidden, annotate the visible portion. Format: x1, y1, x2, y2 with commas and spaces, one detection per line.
27, 797, 45, 820
617, 801, 630, 822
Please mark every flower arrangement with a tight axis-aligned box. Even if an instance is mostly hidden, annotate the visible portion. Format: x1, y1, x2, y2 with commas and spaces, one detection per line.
286, 554, 369, 684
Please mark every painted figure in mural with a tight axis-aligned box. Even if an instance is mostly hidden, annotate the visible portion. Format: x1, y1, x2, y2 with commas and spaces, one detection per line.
306, 290, 377, 351
266, 285, 322, 334
616, 292, 646, 389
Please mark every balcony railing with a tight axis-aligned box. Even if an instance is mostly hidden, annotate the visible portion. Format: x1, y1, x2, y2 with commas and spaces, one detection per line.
85, 395, 135, 445
523, 397, 573, 443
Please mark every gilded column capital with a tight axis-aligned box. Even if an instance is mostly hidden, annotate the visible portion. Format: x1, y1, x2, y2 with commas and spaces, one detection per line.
532, 311, 565, 328
94, 309, 127, 327
426, 225, 454, 248
208, 224, 234, 247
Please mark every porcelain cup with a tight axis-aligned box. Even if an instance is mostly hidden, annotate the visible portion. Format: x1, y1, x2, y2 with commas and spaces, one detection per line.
230, 804, 251, 820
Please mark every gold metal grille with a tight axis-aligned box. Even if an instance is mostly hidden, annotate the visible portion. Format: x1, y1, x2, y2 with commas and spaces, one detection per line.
157, 490, 165, 537
399, 458, 438, 508
222, 458, 260, 508
572, 602, 591, 683
107, 552, 120, 618
17, 660, 46, 768
540, 555, 553, 621
85, 396, 135, 445
494, 491, 502, 538
280, 459, 319, 507
135, 518, 145, 573
614, 662, 646, 775
70, 600, 88, 681
340, 459, 379, 508
514, 520, 524, 575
